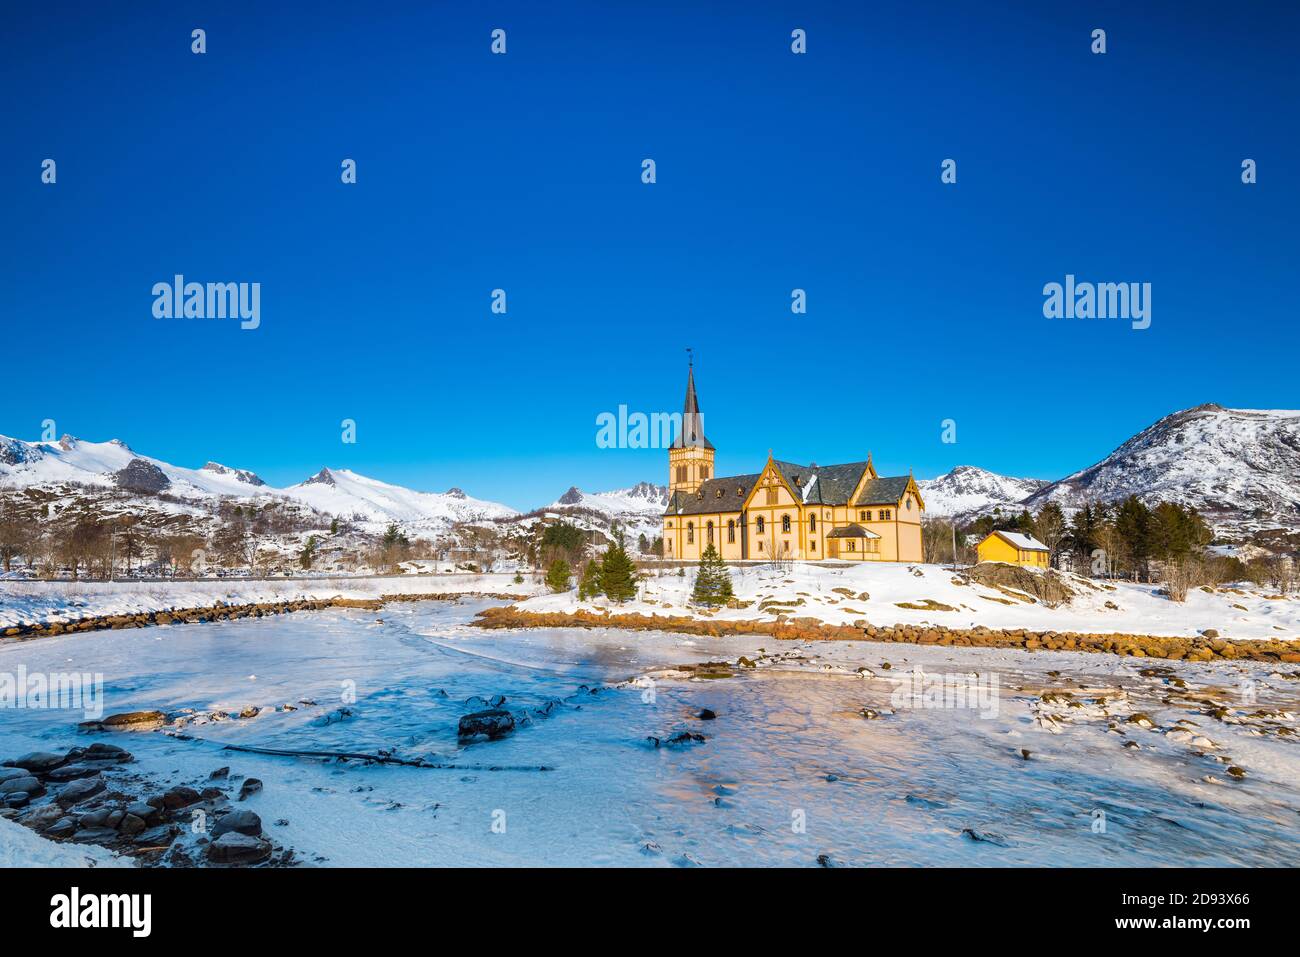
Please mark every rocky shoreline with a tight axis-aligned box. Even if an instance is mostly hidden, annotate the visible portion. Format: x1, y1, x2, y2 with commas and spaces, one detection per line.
0, 592, 529, 642
0, 733, 290, 867
473, 606, 1300, 664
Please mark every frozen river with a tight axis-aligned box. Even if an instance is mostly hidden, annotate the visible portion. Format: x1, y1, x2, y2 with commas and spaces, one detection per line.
2, 598, 1298, 866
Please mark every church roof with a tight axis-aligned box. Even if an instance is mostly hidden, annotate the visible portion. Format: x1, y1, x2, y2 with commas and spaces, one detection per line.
663, 461, 916, 516
664, 473, 761, 516
827, 523, 880, 539
853, 476, 914, 506
670, 366, 713, 450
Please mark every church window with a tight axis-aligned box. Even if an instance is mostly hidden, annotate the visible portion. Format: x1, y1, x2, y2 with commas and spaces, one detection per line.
727, 520, 735, 543
847, 540, 857, 552
859, 510, 867, 520
811, 540, 816, 550
687, 522, 694, 544
906, 498, 912, 510
701, 465, 709, 480
706, 521, 714, 543
881, 509, 893, 521
756, 517, 765, 534
676, 466, 686, 483
809, 514, 817, 532
782, 514, 791, 533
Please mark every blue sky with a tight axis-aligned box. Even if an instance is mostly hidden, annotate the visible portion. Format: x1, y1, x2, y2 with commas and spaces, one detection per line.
3, 1, 1297, 510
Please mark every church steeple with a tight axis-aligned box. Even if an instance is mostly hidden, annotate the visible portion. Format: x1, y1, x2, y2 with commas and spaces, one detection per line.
668, 358, 716, 494
672, 363, 713, 450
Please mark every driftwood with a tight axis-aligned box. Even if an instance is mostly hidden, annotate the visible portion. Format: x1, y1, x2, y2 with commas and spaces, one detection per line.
219, 742, 553, 772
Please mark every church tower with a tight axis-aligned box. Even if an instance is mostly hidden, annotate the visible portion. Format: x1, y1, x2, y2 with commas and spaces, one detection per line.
668, 362, 715, 494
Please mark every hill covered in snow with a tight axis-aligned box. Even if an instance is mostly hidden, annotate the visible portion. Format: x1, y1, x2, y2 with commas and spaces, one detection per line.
1024, 405, 1300, 531
918, 466, 1049, 520
0, 434, 517, 536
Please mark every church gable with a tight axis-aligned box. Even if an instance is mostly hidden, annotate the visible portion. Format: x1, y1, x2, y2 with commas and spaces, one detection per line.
742, 460, 801, 511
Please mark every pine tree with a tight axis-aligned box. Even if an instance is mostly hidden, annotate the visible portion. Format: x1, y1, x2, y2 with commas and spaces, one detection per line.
690, 543, 733, 606
545, 558, 571, 593
578, 560, 603, 600
599, 533, 639, 602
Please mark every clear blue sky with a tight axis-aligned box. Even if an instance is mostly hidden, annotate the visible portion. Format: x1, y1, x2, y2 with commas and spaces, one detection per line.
3, 1, 1297, 510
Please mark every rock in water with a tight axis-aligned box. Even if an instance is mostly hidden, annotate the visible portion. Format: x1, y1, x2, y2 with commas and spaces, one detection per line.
238, 778, 263, 801
56, 777, 104, 808
211, 809, 262, 839
207, 831, 272, 865
0, 775, 42, 797
4, 752, 66, 773
458, 709, 515, 742
162, 786, 201, 810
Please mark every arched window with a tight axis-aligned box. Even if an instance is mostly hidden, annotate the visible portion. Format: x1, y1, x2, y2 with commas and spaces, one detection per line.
687, 522, 694, 544
782, 514, 791, 533
727, 520, 735, 543
706, 521, 714, 543
810, 514, 817, 532
756, 516, 765, 534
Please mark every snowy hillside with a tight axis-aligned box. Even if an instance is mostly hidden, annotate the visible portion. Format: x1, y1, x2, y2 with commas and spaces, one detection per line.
918, 466, 1048, 519
0, 434, 517, 536
548, 482, 669, 515
284, 467, 517, 531
1024, 405, 1300, 529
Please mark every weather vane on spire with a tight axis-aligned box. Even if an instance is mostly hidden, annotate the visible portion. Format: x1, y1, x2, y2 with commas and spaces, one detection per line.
686, 346, 693, 368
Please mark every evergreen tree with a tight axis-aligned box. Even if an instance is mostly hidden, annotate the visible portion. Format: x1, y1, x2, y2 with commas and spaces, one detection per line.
690, 543, 734, 606
578, 560, 603, 600
599, 533, 639, 602
299, 535, 318, 570
545, 558, 571, 593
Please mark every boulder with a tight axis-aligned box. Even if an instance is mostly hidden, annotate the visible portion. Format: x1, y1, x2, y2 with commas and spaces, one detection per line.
237, 778, 263, 801
4, 792, 30, 809
0, 775, 42, 797
54, 779, 103, 810
0, 767, 30, 785
207, 831, 272, 865
211, 809, 262, 839
4, 751, 66, 773
119, 813, 147, 837
161, 786, 200, 810
126, 801, 160, 825
46, 764, 103, 782
71, 826, 119, 844
98, 710, 166, 730
46, 816, 79, 839
457, 709, 515, 741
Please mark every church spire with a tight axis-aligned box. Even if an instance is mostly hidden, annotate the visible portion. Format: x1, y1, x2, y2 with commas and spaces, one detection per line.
672, 360, 713, 450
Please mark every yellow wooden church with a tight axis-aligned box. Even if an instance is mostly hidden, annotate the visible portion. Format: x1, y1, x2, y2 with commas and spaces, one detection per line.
662, 365, 925, 563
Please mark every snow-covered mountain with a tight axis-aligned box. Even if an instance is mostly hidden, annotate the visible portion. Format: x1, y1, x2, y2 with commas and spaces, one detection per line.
0, 434, 517, 534
918, 466, 1049, 519
548, 482, 670, 516
284, 467, 517, 531
1023, 404, 1300, 529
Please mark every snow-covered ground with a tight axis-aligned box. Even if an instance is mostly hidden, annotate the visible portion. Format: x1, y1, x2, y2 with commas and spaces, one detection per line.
4, 564, 1297, 641
520, 562, 1300, 641
0, 574, 538, 630
2, 599, 1296, 866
